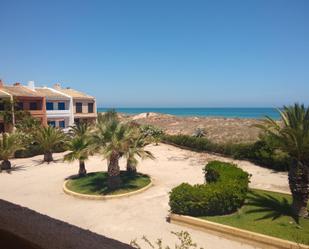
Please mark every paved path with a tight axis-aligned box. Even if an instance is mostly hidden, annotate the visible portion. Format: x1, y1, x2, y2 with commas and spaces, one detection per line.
0, 144, 289, 249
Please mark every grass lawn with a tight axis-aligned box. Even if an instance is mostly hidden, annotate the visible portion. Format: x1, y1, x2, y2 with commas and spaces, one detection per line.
201, 189, 309, 245
66, 171, 151, 195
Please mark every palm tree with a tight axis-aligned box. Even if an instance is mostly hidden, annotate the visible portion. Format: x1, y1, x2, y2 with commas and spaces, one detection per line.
93, 119, 131, 189
64, 123, 93, 177
257, 104, 309, 217
34, 126, 66, 162
125, 128, 155, 175
0, 132, 24, 170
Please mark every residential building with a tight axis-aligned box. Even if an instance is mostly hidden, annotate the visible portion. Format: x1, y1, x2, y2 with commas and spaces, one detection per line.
0, 81, 47, 127
52, 83, 97, 124
35, 86, 74, 129
0, 80, 97, 132
0, 81, 13, 133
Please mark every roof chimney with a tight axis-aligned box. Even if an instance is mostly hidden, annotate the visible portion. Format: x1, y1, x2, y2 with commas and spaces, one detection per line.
27, 80, 35, 91
0, 79, 4, 88
13, 82, 21, 86
53, 83, 61, 90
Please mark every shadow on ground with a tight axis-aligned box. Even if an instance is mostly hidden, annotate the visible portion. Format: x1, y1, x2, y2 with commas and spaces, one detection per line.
245, 191, 299, 223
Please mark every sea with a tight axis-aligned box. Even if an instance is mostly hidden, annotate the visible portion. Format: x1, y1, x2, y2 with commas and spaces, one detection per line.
97, 107, 280, 120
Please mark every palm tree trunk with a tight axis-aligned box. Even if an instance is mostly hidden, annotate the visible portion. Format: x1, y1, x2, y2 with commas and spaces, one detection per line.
126, 159, 137, 175
107, 152, 122, 189
1, 160, 11, 170
289, 160, 309, 217
44, 151, 53, 163
78, 160, 87, 177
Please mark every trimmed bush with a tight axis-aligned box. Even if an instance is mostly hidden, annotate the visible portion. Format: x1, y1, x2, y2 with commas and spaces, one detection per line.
169, 161, 250, 216
163, 134, 289, 171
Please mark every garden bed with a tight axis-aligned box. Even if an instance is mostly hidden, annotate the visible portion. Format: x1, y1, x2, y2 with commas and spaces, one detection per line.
64, 171, 152, 199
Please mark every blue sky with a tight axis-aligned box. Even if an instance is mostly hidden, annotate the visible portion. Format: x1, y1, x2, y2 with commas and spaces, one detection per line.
1, 0, 308, 107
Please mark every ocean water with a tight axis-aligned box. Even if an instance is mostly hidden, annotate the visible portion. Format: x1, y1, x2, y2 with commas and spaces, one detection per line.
97, 107, 280, 120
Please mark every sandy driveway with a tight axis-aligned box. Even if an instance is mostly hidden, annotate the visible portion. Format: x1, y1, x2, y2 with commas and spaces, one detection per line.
0, 144, 289, 249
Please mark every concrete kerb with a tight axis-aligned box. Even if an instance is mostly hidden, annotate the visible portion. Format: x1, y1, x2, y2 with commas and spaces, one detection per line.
169, 213, 309, 249
63, 176, 153, 200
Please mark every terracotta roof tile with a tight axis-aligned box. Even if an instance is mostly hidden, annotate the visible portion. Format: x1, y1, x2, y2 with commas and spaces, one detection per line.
55, 87, 95, 100
0, 90, 11, 98
35, 88, 70, 100
3, 85, 44, 98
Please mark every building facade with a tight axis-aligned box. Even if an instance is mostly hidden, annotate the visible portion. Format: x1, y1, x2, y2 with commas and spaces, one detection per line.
0, 81, 47, 130
52, 83, 97, 124
0, 80, 97, 132
35, 87, 74, 130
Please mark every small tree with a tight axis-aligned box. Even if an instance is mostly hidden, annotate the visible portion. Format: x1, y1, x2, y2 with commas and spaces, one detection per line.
0, 132, 24, 170
34, 126, 66, 162
64, 123, 93, 177
257, 104, 309, 217
126, 128, 155, 175
93, 119, 131, 189
0, 98, 29, 132
140, 125, 163, 145
15, 115, 41, 133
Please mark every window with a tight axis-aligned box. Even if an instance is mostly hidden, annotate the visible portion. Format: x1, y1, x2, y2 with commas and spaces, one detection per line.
88, 103, 94, 113
58, 102, 65, 110
17, 102, 24, 110
76, 102, 82, 113
59, 120, 65, 128
46, 102, 54, 110
48, 121, 56, 127
30, 102, 37, 110
0, 101, 4, 111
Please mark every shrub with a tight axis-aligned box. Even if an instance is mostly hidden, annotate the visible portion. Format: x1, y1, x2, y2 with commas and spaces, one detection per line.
169, 161, 250, 216
163, 134, 289, 171
140, 125, 163, 145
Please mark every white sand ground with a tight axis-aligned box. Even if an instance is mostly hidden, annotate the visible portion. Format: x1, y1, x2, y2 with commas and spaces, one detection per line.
0, 143, 289, 249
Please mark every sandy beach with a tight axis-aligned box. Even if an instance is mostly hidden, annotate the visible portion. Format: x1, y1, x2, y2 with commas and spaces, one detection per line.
0, 143, 289, 248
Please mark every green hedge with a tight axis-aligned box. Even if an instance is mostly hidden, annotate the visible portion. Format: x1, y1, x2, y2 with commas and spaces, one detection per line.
163, 134, 289, 171
169, 161, 250, 216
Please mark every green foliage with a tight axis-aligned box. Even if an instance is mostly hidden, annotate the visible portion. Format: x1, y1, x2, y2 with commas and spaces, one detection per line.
140, 125, 163, 145
93, 119, 130, 160
169, 161, 250, 216
0, 132, 24, 161
203, 189, 309, 245
97, 109, 119, 124
163, 134, 289, 171
33, 126, 67, 154
256, 103, 309, 165
15, 115, 41, 133
0, 98, 29, 125
66, 171, 150, 195
130, 231, 204, 249
125, 126, 155, 173
64, 123, 93, 162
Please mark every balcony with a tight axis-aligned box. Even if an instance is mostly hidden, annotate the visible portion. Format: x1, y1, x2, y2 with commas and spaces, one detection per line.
46, 109, 71, 118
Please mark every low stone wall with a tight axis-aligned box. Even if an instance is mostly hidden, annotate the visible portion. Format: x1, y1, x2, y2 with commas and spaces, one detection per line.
0, 199, 133, 249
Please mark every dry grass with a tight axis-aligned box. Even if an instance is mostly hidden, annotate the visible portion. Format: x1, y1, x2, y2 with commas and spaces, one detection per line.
121, 113, 261, 144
